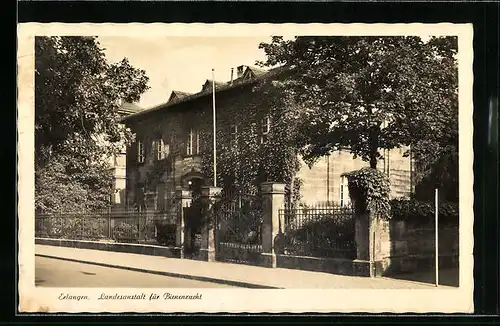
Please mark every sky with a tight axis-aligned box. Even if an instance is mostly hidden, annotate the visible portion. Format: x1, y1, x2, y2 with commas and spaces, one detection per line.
98, 36, 271, 109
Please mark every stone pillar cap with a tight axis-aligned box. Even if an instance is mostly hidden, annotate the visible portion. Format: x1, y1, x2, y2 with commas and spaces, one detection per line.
260, 182, 286, 194
201, 186, 223, 197
175, 188, 192, 199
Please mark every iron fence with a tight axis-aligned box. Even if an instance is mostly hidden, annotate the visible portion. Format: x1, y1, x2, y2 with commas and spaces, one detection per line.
215, 194, 263, 245
279, 203, 357, 259
214, 193, 263, 265
35, 209, 177, 246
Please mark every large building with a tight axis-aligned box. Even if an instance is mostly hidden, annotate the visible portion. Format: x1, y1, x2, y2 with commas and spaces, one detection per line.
110, 101, 144, 207
121, 65, 414, 211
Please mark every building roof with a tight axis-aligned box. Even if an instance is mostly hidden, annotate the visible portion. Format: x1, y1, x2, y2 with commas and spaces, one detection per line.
245, 66, 268, 77
204, 80, 226, 87
122, 65, 287, 123
168, 90, 193, 103
201, 80, 227, 92
118, 101, 144, 116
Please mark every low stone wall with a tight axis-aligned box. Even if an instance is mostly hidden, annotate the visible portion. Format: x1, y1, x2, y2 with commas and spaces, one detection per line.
35, 238, 181, 258
377, 220, 459, 276
276, 254, 356, 276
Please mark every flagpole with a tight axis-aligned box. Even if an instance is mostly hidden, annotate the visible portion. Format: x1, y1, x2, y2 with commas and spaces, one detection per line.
212, 69, 217, 188
435, 188, 439, 287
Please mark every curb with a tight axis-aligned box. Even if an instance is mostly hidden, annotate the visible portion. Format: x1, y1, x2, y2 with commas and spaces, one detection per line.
35, 253, 282, 289
35, 238, 181, 258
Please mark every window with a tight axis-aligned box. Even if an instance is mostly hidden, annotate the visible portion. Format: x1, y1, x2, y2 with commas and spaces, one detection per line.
154, 139, 169, 160
196, 131, 200, 155
186, 129, 201, 156
187, 129, 198, 155
340, 184, 345, 207
137, 140, 145, 163
230, 124, 238, 148
187, 129, 193, 155
260, 116, 271, 144
340, 176, 349, 207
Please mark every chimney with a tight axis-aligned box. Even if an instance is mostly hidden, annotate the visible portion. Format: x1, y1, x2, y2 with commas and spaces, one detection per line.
230, 68, 234, 84
236, 65, 246, 79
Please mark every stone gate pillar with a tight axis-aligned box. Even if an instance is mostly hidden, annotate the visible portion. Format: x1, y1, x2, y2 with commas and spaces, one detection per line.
353, 210, 391, 277
200, 186, 222, 262
260, 182, 286, 268
175, 187, 191, 259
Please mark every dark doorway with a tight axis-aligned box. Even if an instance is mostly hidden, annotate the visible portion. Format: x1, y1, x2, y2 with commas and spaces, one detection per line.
183, 177, 204, 259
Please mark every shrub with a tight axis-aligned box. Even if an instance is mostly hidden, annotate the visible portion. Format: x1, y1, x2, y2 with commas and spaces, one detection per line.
390, 198, 459, 225
155, 221, 177, 246
344, 167, 391, 219
113, 221, 139, 241
56, 216, 106, 240
283, 213, 356, 258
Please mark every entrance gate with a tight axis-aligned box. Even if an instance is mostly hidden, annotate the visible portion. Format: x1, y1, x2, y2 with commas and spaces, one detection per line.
214, 193, 263, 266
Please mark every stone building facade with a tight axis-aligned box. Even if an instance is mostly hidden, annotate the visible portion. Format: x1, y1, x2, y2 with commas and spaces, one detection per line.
122, 65, 414, 211
109, 101, 144, 207
297, 148, 413, 206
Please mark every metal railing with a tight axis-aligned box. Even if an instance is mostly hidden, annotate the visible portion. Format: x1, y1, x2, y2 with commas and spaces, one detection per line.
279, 203, 357, 259
215, 194, 263, 245
35, 209, 177, 246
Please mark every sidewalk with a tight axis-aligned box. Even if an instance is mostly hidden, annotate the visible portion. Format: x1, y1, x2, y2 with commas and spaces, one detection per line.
35, 244, 451, 289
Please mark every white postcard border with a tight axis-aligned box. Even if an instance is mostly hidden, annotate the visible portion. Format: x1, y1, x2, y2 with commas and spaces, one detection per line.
17, 23, 474, 313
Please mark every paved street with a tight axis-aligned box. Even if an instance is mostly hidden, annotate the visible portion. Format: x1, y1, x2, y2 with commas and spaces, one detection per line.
35, 256, 236, 288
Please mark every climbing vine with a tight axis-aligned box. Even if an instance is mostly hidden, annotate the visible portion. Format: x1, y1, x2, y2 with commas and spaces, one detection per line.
128, 77, 303, 204
198, 81, 302, 200
143, 157, 173, 192
344, 167, 391, 219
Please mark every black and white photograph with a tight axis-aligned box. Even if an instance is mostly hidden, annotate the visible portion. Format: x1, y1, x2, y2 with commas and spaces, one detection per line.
18, 23, 474, 313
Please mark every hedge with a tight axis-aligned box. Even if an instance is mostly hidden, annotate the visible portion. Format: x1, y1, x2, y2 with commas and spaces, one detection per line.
390, 198, 459, 225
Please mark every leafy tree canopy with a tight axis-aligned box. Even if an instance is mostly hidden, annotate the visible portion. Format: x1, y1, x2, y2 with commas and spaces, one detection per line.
35, 36, 150, 212
258, 36, 458, 172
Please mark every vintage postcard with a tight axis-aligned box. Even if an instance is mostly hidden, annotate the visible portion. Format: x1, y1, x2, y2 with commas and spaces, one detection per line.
18, 23, 474, 313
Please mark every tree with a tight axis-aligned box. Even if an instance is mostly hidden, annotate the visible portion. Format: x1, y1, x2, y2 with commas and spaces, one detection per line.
35, 36, 149, 212
258, 36, 458, 171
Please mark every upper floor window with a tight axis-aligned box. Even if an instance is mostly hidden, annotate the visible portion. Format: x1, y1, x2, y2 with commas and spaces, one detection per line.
154, 139, 169, 160
186, 129, 200, 156
137, 140, 145, 163
260, 116, 271, 144
187, 129, 194, 155
229, 124, 238, 148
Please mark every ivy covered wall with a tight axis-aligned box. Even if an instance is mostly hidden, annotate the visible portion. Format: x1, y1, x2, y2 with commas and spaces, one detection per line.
124, 75, 413, 210
125, 79, 302, 209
